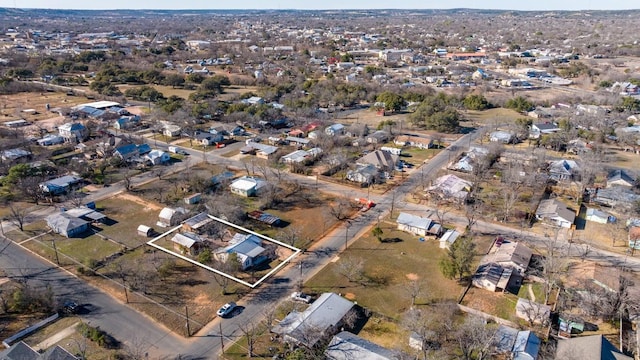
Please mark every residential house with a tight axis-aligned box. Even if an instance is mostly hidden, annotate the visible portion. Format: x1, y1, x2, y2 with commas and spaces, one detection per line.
325, 331, 405, 360
530, 122, 560, 139
194, 130, 223, 146
567, 139, 591, 154
37, 134, 64, 146
145, 150, 170, 165
0, 341, 78, 360
449, 146, 488, 173
243, 141, 279, 160
171, 232, 205, 256
357, 150, 399, 173
325, 123, 345, 136
345, 123, 369, 138
271, 293, 357, 348
157, 207, 188, 227
585, 208, 611, 224
58, 122, 88, 143
396, 212, 442, 237
607, 169, 635, 188
162, 124, 181, 137
113, 143, 138, 161
1, 148, 31, 161
490, 241, 533, 274
515, 298, 551, 325
46, 213, 90, 238
215, 233, 268, 270
229, 176, 267, 197
592, 187, 640, 208
535, 199, 576, 228
548, 160, 579, 181
114, 143, 151, 162
490, 130, 515, 144
555, 334, 632, 360
394, 135, 433, 149
181, 212, 213, 234
285, 136, 312, 148
493, 325, 541, 360
427, 174, 472, 203
439, 229, 460, 249
63, 206, 107, 224
113, 115, 140, 130
39, 175, 83, 195
366, 130, 390, 144
281, 149, 319, 164
472, 263, 513, 292
346, 164, 379, 185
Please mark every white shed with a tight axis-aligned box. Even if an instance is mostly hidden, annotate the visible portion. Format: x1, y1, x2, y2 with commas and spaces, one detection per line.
137, 225, 153, 237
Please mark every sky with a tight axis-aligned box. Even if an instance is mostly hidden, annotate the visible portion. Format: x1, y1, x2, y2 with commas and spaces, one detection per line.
0, 0, 638, 10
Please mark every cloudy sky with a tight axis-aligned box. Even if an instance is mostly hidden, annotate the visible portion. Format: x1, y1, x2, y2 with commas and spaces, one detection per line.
0, 0, 636, 10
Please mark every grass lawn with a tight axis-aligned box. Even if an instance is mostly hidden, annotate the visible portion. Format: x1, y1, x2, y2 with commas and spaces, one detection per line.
305, 220, 463, 319
462, 108, 522, 127
461, 287, 520, 322
22, 230, 123, 268
93, 196, 163, 249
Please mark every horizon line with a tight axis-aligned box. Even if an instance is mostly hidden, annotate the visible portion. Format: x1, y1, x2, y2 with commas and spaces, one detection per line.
2, 7, 639, 12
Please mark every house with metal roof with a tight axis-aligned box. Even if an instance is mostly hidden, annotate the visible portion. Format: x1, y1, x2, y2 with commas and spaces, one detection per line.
46, 213, 90, 238
39, 175, 83, 195
272, 293, 357, 348
215, 234, 268, 270
325, 331, 405, 360
171, 232, 204, 256
607, 169, 635, 188
58, 122, 88, 143
229, 176, 267, 197
182, 212, 214, 234
493, 325, 540, 360
396, 212, 442, 237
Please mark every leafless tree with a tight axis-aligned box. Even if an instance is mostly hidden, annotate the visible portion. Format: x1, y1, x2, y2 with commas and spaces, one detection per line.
404, 278, 427, 308
334, 257, 365, 283
238, 321, 260, 358
328, 197, 353, 221
454, 315, 498, 360
7, 204, 28, 232
277, 225, 302, 247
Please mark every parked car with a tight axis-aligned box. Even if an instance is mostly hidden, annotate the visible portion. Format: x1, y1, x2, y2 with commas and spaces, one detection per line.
216, 302, 237, 317
62, 300, 79, 314
290, 292, 312, 303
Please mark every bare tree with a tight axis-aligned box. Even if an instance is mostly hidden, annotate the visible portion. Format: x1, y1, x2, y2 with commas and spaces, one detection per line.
404, 278, 427, 307
7, 204, 28, 232
277, 225, 302, 247
328, 197, 353, 221
454, 316, 498, 360
238, 321, 260, 358
334, 257, 365, 283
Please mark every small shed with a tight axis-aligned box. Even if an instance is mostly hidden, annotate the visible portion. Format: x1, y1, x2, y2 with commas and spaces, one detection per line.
184, 193, 202, 205
137, 225, 153, 237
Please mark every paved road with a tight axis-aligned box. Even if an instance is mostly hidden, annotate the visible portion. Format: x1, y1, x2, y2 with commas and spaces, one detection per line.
0, 236, 186, 358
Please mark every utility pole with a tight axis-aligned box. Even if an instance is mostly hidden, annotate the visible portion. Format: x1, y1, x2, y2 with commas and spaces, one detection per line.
123, 279, 129, 303
185, 306, 191, 337
344, 221, 351, 251
219, 322, 225, 353
51, 238, 60, 265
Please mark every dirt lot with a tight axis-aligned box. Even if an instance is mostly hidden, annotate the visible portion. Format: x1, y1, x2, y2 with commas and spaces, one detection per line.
0, 91, 90, 135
